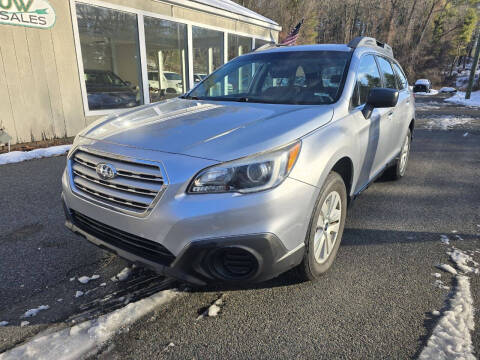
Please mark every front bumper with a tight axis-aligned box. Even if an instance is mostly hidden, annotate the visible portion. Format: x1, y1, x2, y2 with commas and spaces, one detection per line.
64, 201, 305, 285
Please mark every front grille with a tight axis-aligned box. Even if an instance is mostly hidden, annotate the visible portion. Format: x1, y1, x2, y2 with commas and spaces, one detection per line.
70, 149, 165, 214
71, 210, 175, 266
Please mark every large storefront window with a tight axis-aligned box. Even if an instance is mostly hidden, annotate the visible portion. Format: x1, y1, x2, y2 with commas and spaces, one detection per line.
145, 17, 188, 103
192, 27, 224, 85
228, 34, 252, 61
76, 4, 143, 111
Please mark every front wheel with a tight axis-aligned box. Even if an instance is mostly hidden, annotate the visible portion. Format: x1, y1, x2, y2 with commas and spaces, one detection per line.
297, 172, 347, 281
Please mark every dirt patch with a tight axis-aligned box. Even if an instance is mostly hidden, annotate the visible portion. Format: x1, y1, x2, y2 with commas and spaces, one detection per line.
0, 137, 74, 154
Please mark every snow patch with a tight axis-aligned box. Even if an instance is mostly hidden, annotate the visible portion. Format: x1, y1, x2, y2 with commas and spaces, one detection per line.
111, 267, 134, 282
424, 115, 474, 130
75, 291, 84, 298
447, 249, 479, 274
432, 310, 440, 316
0, 290, 177, 360
431, 273, 442, 278
0, 321, 8, 326
77, 275, 100, 284
440, 235, 450, 245
444, 91, 480, 107
434, 279, 449, 290
419, 275, 475, 360
415, 89, 439, 96
437, 264, 457, 275
0, 145, 71, 166
22, 305, 49, 318
20, 321, 30, 327
197, 296, 224, 320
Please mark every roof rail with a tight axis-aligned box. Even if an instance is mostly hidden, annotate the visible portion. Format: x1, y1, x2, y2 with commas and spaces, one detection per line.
348, 36, 393, 57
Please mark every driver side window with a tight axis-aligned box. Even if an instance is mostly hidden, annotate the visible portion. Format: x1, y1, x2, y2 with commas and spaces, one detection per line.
351, 55, 381, 108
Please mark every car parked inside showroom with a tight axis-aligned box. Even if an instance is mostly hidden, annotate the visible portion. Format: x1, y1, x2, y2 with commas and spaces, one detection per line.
63, 37, 415, 285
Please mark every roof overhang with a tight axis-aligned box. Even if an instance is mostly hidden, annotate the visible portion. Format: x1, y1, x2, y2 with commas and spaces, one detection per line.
153, 0, 281, 31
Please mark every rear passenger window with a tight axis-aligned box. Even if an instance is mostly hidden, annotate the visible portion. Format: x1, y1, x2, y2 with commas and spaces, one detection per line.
392, 62, 408, 90
377, 57, 397, 89
352, 55, 381, 107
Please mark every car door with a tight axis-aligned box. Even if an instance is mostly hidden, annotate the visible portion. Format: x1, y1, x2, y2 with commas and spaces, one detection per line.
391, 61, 412, 151
375, 56, 402, 164
350, 54, 394, 190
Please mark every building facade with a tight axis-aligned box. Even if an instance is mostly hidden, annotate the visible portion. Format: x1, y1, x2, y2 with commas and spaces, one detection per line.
0, 0, 279, 145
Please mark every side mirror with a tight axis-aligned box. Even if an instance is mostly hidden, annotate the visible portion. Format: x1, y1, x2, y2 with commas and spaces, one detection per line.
362, 88, 399, 119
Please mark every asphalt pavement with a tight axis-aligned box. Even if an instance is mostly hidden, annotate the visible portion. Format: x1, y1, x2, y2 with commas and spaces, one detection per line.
0, 93, 479, 359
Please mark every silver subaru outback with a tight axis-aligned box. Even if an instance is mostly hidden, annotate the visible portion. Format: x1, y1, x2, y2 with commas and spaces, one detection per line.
62, 37, 415, 285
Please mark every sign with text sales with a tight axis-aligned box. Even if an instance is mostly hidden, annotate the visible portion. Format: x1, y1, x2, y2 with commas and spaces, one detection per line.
0, 0, 56, 29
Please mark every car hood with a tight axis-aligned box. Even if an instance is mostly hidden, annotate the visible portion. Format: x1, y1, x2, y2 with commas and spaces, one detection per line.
80, 98, 334, 161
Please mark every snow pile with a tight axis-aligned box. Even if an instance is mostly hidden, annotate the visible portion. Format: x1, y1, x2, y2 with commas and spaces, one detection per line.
111, 266, 134, 282
22, 305, 49, 318
439, 87, 456, 93
419, 275, 475, 359
78, 275, 100, 284
444, 91, 480, 107
0, 145, 71, 165
421, 246, 478, 359
0, 290, 177, 360
425, 115, 474, 130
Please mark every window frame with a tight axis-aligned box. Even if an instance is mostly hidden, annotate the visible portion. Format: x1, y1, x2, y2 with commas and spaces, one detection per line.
390, 60, 409, 91
375, 55, 398, 90
350, 53, 382, 109
70, 0, 272, 116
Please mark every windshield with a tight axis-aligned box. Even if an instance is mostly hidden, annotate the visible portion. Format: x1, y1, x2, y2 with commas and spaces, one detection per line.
164, 72, 182, 80
187, 51, 350, 105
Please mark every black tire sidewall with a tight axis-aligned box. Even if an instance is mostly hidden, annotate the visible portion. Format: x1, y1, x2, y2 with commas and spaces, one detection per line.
396, 128, 411, 179
302, 172, 347, 278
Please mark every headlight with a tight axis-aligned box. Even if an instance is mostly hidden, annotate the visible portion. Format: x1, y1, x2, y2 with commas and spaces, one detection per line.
188, 141, 301, 194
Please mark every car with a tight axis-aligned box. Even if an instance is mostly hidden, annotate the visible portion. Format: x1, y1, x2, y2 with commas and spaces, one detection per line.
85, 70, 140, 110
413, 79, 432, 93
148, 71, 183, 94
84, 69, 140, 110
63, 37, 415, 285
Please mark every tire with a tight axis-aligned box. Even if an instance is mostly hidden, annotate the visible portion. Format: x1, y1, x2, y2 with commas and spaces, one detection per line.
386, 128, 411, 180
297, 171, 347, 281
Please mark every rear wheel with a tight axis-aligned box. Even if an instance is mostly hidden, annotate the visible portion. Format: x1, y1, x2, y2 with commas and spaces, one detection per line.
298, 172, 347, 280
387, 128, 411, 180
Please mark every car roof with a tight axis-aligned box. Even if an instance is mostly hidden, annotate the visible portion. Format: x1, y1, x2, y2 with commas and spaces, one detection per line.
415, 79, 430, 85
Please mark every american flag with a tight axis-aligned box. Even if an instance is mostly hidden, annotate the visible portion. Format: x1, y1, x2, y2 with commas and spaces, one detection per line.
280, 19, 304, 46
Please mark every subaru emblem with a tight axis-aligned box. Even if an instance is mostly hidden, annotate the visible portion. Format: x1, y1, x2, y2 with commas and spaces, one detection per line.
96, 163, 117, 180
